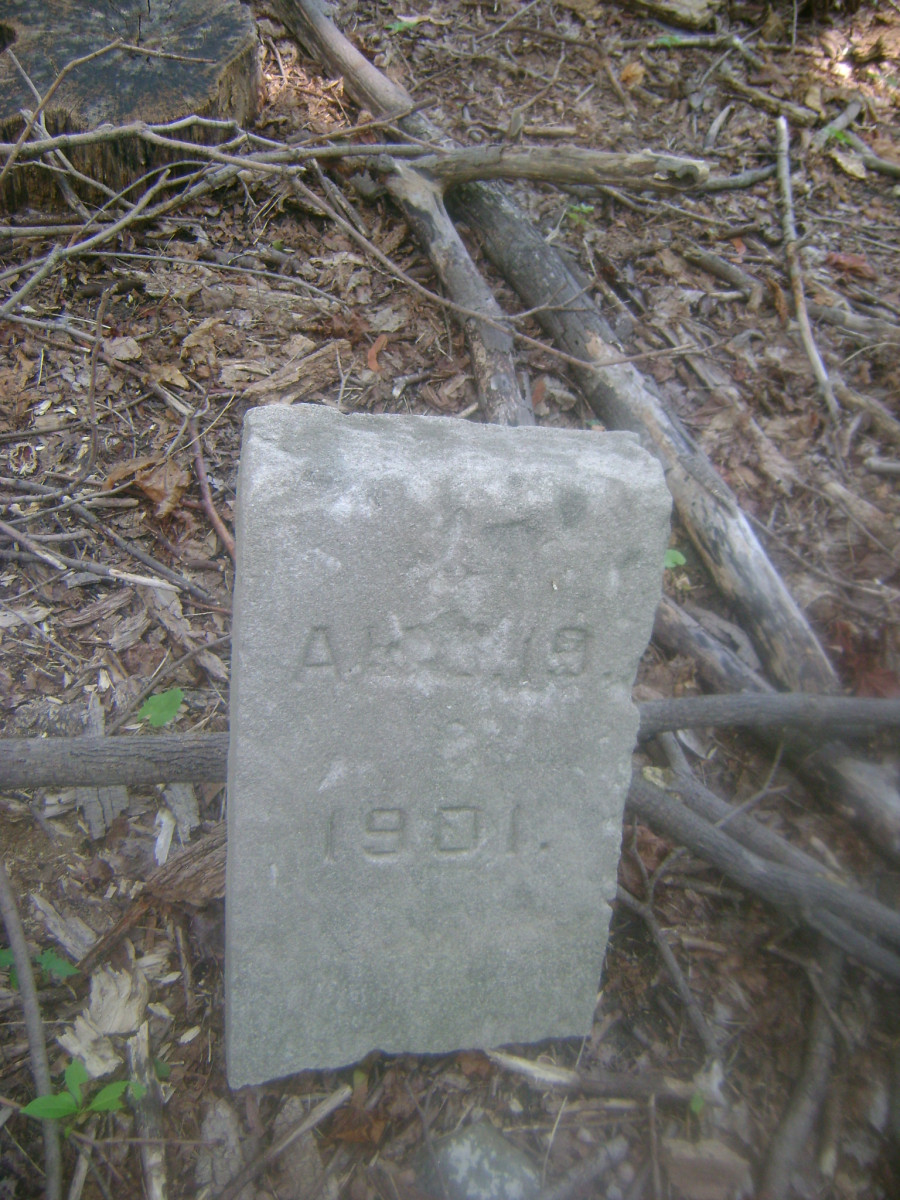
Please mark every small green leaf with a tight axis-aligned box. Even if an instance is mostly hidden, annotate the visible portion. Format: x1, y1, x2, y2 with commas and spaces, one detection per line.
654, 34, 685, 46
139, 687, 184, 727
65, 1059, 89, 1105
386, 17, 422, 32
36, 948, 78, 982
153, 1058, 171, 1081
664, 548, 687, 570
0, 948, 13, 971
128, 1081, 148, 1102
22, 1093, 80, 1120
271, 239, 285, 252
88, 1081, 130, 1113
689, 1091, 705, 1117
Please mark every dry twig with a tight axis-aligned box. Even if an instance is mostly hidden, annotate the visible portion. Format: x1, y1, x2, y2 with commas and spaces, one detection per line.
775, 116, 839, 422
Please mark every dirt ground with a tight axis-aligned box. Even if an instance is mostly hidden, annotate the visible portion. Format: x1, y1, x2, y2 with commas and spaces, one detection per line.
1, 1, 899, 1197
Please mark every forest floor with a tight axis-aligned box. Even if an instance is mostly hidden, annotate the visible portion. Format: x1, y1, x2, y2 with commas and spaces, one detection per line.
1, 0, 900, 1197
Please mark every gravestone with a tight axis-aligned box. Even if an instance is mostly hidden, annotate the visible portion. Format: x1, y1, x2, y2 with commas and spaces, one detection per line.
226, 406, 670, 1086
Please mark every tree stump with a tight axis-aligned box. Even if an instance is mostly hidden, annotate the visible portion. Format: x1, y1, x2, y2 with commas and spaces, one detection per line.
0, 0, 259, 211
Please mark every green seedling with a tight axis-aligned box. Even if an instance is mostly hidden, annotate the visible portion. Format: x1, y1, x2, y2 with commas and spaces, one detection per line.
664, 548, 687, 571
386, 15, 429, 33
0, 947, 77, 990
21, 1059, 146, 1124
566, 202, 594, 228
139, 686, 184, 727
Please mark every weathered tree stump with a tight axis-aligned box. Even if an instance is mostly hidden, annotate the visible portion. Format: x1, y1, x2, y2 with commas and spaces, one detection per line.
0, 0, 258, 211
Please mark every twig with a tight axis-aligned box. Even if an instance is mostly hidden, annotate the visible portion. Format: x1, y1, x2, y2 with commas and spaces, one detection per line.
0, 479, 224, 606
775, 117, 839, 421
616, 886, 721, 1060
0, 858, 62, 1200
0, 517, 178, 590
538, 1137, 626, 1200
0, 171, 173, 316
812, 98, 863, 150
211, 1085, 352, 1200
187, 418, 235, 561
759, 942, 843, 1199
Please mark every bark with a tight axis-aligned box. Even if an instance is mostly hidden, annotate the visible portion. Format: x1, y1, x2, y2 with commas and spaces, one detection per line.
0, 732, 229, 789
0, 0, 258, 211
638, 694, 900, 740
627, 776, 900, 980
382, 162, 532, 425
4, 691, 900, 791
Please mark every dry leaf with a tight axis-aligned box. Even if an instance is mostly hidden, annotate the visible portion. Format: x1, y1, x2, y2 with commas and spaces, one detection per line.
103, 336, 142, 361
149, 362, 191, 389
136, 459, 190, 518
367, 333, 388, 372
770, 279, 789, 324
103, 454, 160, 489
619, 61, 646, 90
828, 147, 867, 180
825, 251, 877, 280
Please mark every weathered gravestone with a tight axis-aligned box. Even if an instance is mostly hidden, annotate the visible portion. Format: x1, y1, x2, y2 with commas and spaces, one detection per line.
226, 405, 670, 1086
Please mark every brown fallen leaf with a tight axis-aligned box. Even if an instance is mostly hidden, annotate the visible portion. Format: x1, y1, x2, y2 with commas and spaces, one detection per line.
826, 251, 877, 280
136, 459, 190, 519
367, 333, 388, 373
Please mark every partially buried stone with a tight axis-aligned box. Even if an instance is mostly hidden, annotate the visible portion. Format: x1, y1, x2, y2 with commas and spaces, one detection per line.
226, 405, 670, 1085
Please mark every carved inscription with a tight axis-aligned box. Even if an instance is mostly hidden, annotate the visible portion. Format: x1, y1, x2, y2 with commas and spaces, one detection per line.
325, 804, 533, 862
295, 615, 592, 686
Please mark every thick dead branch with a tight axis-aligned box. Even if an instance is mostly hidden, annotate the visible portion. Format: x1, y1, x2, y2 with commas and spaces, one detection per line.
627, 776, 900, 981
270, 0, 835, 694
402, 146, 710, 191
656, 764, 900, 950
654, 598, 900, 858
4, 690, 900, 789
639, 694, 900, 740
379, 161, 532, 425
0, 732, 230, 789
759, 943, 843, 1200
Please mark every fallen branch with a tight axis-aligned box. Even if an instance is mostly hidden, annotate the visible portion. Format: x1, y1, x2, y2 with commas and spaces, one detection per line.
271, 0, 837, 695
638, 693, 900, 739
627, 775, 900, 981
759, 943, 843, 1200
5, 690, 900, 788
398, 145, 710, 191
654, 598, 900, 858
775, 116, 839, 422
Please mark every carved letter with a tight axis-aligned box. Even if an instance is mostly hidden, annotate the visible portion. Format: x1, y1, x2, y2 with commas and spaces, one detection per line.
302, 626, 339, 674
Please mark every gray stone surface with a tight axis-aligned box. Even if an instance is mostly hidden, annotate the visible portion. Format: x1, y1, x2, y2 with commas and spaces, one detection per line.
420, 1121, 541, 1200
226, 406, 670, 1086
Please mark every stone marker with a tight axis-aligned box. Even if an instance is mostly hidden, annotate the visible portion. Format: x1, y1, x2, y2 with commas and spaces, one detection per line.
226, 406, 670, 1086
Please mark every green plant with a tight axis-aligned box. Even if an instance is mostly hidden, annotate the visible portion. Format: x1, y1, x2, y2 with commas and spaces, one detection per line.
566, 202, 594, 228
385, 15, 428, 33
20, 1059, 146, 1124
139, 686, 184, 727
0, 946, 78, 989
664, 548, 687, 571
